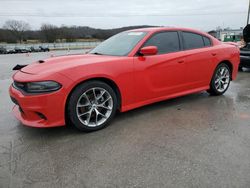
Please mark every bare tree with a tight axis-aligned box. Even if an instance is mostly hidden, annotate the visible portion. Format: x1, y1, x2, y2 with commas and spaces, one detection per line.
3, 20, 30, 43
40, 24, 59, 43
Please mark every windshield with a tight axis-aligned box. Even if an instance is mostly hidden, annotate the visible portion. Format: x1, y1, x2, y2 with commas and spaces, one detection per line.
90, 31, 147, 56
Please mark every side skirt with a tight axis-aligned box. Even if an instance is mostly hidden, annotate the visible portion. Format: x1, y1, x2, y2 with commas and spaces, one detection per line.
121, 86, 209, 112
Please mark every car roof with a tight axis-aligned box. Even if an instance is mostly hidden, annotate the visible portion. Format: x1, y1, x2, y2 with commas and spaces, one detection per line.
129, 27, 210, 36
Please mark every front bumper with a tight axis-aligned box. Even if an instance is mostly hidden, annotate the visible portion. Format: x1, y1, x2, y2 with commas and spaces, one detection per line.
240, 55, 250, 68
9, 83, 67, 128
9, 69, 75, 128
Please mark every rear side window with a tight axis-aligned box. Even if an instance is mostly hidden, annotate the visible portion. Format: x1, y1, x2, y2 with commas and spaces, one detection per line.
182, 32, 205, 50
203, 36, 212, 47
143, 31, 180, 54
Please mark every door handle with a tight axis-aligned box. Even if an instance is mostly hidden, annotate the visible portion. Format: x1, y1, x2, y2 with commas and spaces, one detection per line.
212, 53, 217, 56
178, 60, 185, 64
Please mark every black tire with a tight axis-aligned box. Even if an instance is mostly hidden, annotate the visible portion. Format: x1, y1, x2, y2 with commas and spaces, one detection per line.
67, 80, 118, 132
207, 63, 231, 96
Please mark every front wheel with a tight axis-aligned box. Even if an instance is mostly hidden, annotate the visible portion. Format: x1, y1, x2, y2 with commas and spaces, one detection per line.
207, 63, 231, 96
67, 81, 118, 132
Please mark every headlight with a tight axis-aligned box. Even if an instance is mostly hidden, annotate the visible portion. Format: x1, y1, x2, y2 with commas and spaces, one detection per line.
14, 81, 61, 94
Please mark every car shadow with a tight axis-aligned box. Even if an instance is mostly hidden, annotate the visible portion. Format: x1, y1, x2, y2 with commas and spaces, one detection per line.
116, 91, 210, 118
16, 122, 82, 137
16, 91, 213, 138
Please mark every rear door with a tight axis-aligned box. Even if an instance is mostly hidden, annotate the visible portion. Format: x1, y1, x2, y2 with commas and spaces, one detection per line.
181, 31, 214, 89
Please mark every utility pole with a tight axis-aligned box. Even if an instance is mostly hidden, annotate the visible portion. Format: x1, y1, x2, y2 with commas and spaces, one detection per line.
247, 0, 250, 25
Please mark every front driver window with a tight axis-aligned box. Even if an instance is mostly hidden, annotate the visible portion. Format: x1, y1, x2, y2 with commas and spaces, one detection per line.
143, 31, 180, 54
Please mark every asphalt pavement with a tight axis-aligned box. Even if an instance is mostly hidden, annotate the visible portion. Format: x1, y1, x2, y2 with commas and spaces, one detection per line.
0, 51, 250, 188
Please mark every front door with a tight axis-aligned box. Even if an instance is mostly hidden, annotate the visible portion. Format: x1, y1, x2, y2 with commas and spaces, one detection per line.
133, 31, 187, 103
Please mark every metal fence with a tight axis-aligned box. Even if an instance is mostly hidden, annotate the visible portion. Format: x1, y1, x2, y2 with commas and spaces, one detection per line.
0, 41, 101, 50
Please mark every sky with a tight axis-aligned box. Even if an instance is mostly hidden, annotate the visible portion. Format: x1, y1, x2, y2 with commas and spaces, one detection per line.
0, 0, 248, 31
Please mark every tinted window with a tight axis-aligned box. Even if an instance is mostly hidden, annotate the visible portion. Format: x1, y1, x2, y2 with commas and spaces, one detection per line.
183, 32, 204, 50
143, 32, 180, 54
203, 36, 211, 47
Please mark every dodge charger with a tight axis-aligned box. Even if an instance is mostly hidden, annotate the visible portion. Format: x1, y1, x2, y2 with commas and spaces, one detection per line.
9, 27, 240, 132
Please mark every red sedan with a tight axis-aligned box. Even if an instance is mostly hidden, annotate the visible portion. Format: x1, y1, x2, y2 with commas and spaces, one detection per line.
9, 27, 240, 132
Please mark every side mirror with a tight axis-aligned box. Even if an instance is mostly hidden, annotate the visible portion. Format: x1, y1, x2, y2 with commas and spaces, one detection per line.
139, 46, 158, 56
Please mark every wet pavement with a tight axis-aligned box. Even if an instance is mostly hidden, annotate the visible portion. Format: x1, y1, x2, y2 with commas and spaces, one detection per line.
0, 51, 250, 188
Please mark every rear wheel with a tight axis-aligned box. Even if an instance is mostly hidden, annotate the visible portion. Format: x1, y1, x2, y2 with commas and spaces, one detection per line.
207, 63, 231, 96
67, 81, 118, 132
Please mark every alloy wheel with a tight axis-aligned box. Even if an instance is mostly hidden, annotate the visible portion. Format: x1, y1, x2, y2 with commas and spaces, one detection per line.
76, 87, 113, 127
214, 66, 230, 93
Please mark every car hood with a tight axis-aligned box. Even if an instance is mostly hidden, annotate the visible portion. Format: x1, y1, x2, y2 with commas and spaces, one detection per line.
21, 54, 122, 75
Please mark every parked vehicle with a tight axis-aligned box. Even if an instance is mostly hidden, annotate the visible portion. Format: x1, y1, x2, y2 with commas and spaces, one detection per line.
9, 27, 240, 132
39, 46, 50, 52
223, 34, 242, 42
0, 46, 7, 54
6, 48, 16, 54
239, 44, 250, 70
29, 46, 41, 52
14, 47, 29, 53
239, 25, 250, 70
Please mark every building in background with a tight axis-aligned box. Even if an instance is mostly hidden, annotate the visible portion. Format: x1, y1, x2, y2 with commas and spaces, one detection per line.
208, 28, 243, 42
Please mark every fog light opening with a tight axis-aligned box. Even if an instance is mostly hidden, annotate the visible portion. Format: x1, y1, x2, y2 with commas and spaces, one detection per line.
19, 106, 24, 114
36, 112, 47, 120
